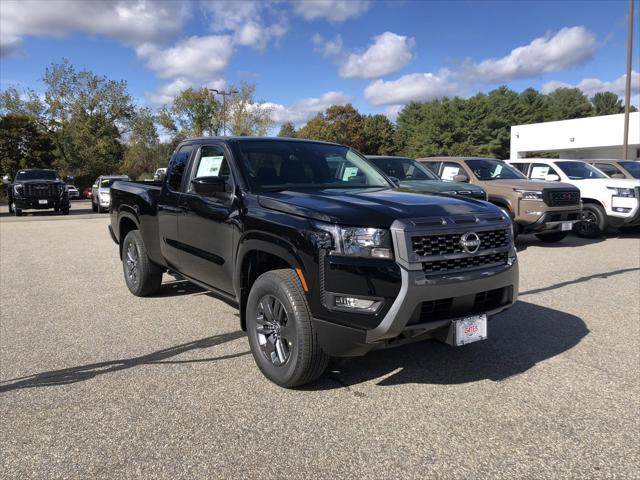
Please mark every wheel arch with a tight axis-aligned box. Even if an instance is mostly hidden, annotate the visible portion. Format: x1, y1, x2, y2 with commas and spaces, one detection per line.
235, 236, 306, 331
118, 212, 140, 259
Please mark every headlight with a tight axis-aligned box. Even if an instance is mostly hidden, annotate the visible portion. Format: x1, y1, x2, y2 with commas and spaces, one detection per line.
13, 184, 23, 196
607, 187, 635, 197
314, 223, 393, 259
514, 189, 543, 201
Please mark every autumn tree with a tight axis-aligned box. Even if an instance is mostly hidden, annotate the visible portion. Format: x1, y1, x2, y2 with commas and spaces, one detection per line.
277, 121, 297, 137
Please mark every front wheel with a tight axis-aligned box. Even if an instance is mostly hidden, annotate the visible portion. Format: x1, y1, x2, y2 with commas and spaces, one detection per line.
61, 207, 70, 215
246, 269, 329, 388
92, 200, 97, 212
122, 230, 163, 296
574, 204, 607, 238
535, 231, 569, 243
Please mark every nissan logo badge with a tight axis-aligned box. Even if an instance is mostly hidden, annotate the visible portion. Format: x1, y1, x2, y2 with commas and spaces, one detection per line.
460, 232, 481, 254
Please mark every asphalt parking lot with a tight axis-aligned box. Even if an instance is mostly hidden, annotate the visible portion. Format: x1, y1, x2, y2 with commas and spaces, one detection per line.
1, 201, 639, 479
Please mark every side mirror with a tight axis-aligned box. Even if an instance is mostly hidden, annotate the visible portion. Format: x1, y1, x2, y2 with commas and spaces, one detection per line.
546, 174, 560, 182
453, 174, 469, 183
387, 176, 400, 187
2, 175, 10, 185
191, 176, 226, 197
611, 173, 625, 179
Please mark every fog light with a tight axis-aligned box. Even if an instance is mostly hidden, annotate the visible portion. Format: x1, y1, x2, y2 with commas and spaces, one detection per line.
614, 207, 631, 213
335, 296, 375, 309
525, 211, 544, 215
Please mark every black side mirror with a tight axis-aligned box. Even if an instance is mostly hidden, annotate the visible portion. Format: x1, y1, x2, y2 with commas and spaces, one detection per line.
388, 176, 400, 187
453, 174, 469, 183
191, 176, 226, 197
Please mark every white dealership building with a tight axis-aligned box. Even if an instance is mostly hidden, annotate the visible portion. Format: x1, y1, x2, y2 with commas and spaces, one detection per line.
510, 112, 640, 160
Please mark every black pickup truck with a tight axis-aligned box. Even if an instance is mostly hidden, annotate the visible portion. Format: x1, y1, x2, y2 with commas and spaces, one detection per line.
109, 137, 519, 387
3, 168, 70, 216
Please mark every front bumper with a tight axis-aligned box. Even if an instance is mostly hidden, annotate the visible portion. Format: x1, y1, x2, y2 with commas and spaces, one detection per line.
312, 214, 519, 356
13, 197, 69, 210
607, 193, 640, 226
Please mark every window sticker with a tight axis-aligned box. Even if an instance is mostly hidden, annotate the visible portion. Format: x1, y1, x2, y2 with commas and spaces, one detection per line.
531, 165, 550, 179
441, 165, 460, 180
342, 166, 359, 181
196, 156, 224, 177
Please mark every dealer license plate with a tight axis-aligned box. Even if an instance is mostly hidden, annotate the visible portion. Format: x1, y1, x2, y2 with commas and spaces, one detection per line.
454, 314, 487, 346
38, 199, 48, 205
561, 222, 572, 231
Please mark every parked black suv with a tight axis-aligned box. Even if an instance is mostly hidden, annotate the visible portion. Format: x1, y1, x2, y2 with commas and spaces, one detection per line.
109, 137, 519, 387
3, 169, 70, 216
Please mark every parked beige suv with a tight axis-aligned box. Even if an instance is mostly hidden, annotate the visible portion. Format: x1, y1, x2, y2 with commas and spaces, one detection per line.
419, 157, 581, 242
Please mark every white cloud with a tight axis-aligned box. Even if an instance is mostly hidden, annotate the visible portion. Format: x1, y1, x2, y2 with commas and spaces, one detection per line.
148, 77, 227, 106
384, 105, 403, 122
541, 71, 640, 107
258, 91, 352, 126
313, 33, 344, 58
364, 71, 462, 106
339, 32, 414, 79
136, 35, 234, 80
291, 0, 370, 22
203, 0, 287, 51
465, 26, 597, 83
0, 0, 186, 56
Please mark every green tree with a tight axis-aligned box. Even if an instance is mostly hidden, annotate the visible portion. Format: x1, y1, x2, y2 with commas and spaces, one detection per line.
362, 114, 396, 155
120, 108, 161, 179
227, 82, 273, 136
545, 88, 593, 120
297, 114, 331, 141
277, 121, 297, 137
0, 114, 56, 179
590, 92, 624, 115
158, 87, 222, 140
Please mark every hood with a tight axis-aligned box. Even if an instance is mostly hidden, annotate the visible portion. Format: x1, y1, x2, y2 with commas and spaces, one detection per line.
258, 187, 500, 228
573, 178, 640, 189
397, 179, 485, 194
15, 179, 63, 185
481, 179, 578, 191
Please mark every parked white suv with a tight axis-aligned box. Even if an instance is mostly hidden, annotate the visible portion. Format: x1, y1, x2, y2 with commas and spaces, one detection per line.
91, 175, 129, 213
507, 159, 640, 237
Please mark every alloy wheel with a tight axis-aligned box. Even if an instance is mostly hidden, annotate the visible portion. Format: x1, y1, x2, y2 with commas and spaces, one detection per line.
125, 241, 140, 287
255, 295, 293, 367
576, 210, 599, 236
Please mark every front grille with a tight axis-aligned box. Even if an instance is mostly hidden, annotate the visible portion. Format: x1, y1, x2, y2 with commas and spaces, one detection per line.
422, 252, 508, 274
545, 190, 580, 207
474, 288, 507, 312
23, 183, 58, 198
418, 297, 454, 322
411, 228, 509, 257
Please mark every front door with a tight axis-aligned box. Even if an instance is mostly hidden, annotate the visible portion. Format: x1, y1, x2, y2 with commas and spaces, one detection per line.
177, 144, 238, 294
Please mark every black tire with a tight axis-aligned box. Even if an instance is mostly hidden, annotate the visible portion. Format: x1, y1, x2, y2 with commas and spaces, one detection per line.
92, 200, 97, 212
122, 230, 163, 296
8, 202, 14, 214
246, 269, 329, 388
574, 204, 607, 238
535, 231, 569, 243
14, 208, 22, 217
61, 207, 70, 215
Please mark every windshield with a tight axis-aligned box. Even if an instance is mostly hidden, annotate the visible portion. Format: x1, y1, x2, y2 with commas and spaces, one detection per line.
233, 140, 391, 192
99, 177, 128, 188
465, 159, 526, 180
15, 170, 59, 181
556, 162, 606, 180
620, 161, 640, 179
368, 157, 439, 181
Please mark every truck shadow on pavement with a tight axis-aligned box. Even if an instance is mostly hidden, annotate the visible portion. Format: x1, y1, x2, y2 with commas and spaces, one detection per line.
312, 300, 589, 390
0, 331, 248, 393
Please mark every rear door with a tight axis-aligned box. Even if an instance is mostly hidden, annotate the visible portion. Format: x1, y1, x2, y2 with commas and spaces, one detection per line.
177, 143, 238, 294
158, 144, 193, 270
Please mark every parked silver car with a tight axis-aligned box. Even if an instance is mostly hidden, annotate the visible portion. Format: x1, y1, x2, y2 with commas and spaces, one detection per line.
91, 175, 129, 213
67, 184, 80, 200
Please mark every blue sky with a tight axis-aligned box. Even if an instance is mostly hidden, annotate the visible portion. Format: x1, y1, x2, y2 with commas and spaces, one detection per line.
1, 0, 638, 125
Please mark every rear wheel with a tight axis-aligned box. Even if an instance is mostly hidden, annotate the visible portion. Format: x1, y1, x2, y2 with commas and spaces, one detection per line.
122, 230, 163, 296
535, 231, 569, 243
574, 204, 607, 238
14, 208, 22, 217
246, 269, 329, 388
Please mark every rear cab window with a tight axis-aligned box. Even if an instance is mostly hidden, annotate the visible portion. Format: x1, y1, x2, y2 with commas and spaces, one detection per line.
167, 144, 194, 192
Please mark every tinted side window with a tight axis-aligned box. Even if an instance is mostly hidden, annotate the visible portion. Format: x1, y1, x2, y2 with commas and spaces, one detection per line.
511, 163, 530, 174
440, 162, 465, 181
422, 161, 441, 175
167, 145, 193, 191
530, 163, 559, 180
189, 145, 234, 193
593, 163, 619, 177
